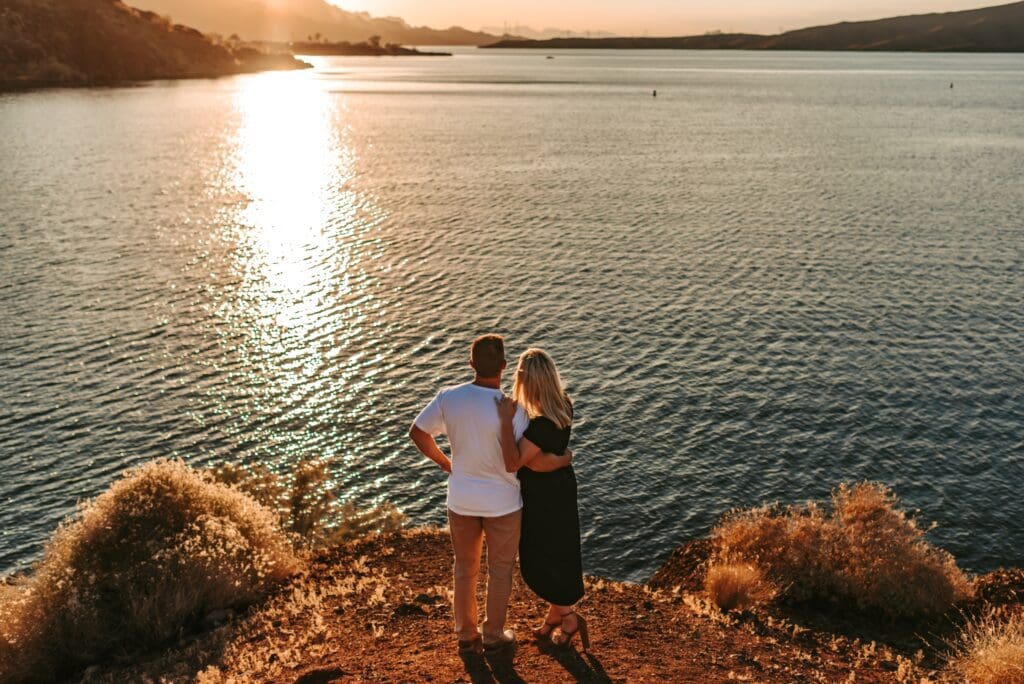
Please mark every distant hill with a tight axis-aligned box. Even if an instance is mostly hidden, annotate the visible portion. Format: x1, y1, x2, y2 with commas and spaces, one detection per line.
0, 0, 309, 89
127, 0, 499, 45
485, 34, 765, 51
485, 1, 1024, 52
480, 25, 618, 40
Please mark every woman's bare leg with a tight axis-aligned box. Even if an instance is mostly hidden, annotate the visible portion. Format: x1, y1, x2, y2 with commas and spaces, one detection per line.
533, 603, 562, 638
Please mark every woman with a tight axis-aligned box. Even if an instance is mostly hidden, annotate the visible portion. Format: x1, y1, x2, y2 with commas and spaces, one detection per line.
497, 348, 589, 650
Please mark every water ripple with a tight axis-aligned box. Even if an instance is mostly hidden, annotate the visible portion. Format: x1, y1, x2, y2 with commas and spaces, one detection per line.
1, 51, 1023, 581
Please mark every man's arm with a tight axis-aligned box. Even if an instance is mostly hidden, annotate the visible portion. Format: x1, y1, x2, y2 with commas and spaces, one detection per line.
499, 415, 528, 472
409, 424, 452, 474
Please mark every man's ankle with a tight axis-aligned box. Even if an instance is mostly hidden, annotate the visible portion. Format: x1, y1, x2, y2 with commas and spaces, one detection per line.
457, 634, 483, 654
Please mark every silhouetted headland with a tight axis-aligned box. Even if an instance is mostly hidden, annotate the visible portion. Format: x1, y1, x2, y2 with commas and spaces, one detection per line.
484, 1, 1024, 52
0, 0, 310, 91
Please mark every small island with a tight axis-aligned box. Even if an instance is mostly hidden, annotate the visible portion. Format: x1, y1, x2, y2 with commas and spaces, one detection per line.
282, 35, 452, 57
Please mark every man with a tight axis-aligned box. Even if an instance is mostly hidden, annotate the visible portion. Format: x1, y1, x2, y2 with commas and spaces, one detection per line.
409, 334, 572, 654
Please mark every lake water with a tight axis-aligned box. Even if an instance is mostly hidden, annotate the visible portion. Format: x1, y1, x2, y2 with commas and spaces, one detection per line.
1, 49, 1022, 582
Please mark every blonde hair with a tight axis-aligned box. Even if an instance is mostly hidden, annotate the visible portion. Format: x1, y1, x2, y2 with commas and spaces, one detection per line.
512, 348, 573, 429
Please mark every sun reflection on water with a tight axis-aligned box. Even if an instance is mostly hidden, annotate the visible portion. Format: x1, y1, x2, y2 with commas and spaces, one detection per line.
214, 70, 384, 472
230, 71, 357, 331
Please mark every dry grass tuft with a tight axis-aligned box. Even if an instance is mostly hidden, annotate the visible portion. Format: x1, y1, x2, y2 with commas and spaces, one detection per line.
712, 482, 972, 620
210, 460, 406, 547
705, 562, 776, 612
949, 611, 1024, 684
81, 541, 405, 683
0, 459, 299, 682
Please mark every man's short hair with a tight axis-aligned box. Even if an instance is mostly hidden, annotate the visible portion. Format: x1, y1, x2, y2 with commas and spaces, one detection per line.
471, 334, 505, 378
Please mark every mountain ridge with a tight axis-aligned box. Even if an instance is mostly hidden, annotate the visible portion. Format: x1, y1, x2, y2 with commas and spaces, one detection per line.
483, 1, 1024, 52
127, 0, 500, 45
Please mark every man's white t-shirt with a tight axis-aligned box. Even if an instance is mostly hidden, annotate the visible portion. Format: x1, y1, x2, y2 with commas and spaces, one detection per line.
414, 382, 529, 517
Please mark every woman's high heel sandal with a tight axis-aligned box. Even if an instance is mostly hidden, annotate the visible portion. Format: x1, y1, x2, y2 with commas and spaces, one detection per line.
552, 610, 590, 651
532, 617, 562, 639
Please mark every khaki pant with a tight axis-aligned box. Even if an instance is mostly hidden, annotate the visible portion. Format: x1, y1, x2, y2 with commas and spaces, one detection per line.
447, 507, 522, 642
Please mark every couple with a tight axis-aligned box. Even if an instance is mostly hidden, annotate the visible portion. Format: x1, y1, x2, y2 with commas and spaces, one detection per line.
408, 334, 588, 655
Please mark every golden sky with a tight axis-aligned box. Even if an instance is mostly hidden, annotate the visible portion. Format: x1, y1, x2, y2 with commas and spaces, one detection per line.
334, 0, 996, 35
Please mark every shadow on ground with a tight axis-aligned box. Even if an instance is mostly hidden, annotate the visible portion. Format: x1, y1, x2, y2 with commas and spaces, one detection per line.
460, 641, 611, 684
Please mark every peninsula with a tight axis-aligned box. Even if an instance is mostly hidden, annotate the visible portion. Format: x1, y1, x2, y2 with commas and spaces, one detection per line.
483, 1, 1024, 52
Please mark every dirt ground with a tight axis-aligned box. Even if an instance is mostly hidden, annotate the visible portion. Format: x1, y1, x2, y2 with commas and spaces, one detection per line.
86, 528, 1024, 683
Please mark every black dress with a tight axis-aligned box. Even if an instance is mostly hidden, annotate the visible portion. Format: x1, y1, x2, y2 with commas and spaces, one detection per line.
518, 414, 585, 606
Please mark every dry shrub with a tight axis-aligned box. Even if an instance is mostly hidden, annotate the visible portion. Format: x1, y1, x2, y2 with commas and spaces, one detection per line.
712, 482, 972, 620
210, 460, 406, 547
949, 611, 1024, 684
0, 459, 299, 683
705, 562, 776, 612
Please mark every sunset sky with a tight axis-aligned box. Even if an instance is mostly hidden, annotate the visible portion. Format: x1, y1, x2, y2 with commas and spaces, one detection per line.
334, 0, 995, 35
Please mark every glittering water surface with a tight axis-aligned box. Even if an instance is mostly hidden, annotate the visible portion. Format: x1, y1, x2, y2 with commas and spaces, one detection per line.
1, 49, 1022, 581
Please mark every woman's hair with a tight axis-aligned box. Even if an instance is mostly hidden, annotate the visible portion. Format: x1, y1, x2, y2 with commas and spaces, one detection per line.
512, 348, 573, 429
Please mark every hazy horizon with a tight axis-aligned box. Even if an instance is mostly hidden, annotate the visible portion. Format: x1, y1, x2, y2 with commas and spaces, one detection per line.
332, 0, 1002, 35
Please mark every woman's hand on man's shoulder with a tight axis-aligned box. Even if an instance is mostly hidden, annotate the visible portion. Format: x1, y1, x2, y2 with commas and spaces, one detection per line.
495, 394, 519, 421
